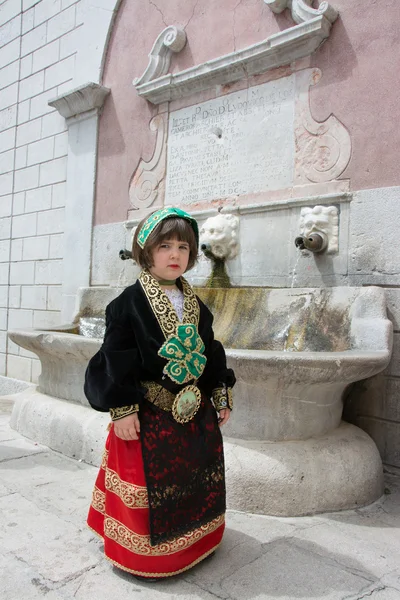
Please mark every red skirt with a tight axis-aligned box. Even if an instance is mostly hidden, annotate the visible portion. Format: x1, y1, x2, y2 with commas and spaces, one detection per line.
87, 425, 225, 578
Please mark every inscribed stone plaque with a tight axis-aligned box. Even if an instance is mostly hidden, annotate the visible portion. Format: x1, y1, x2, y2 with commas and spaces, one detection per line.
165, 76, 295, 206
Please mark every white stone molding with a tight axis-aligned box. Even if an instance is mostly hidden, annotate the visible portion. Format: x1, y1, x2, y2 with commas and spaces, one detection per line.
295, 68, 351, 184
299, 205, 339, 253
128, 113, 167, 210
134, 11, 338, 105
265, 0, 338, 26
48, 82, 110, 321
48, 82, 110, 120
134, 26, 187, 86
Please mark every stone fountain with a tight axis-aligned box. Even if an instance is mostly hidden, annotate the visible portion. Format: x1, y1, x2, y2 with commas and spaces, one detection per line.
8, 211, 392, 517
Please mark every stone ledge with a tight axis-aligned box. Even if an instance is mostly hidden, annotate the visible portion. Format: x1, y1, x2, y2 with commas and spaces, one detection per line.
135, 17, 334, 104
48, 82, 110, 120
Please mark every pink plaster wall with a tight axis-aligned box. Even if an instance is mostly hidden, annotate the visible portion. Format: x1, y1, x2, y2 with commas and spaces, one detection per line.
95, 0, 400, 225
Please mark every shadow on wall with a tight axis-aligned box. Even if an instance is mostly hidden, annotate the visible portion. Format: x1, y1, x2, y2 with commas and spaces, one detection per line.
311, 14, 358, 85
98, 94, 126, 157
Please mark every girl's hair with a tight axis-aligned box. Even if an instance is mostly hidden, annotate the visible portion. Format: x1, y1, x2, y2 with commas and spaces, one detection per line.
132, 215, 198, 271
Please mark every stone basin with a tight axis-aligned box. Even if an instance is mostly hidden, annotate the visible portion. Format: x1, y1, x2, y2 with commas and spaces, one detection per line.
8, 285, 393, 517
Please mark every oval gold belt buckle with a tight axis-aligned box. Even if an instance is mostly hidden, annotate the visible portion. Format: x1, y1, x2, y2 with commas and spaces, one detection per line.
172, 385, 202, 424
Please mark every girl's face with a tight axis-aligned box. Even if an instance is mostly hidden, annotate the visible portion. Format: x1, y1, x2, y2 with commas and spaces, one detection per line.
149, 238, 190, 281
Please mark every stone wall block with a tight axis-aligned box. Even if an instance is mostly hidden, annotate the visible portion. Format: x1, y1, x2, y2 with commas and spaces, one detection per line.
37, 207, 64, 235
17, 99, 30, 125
0, 173, 13, 196
0, 59, 19, 90
27, 137, 54, 166
16, 117, 41, 146
21, 6, 34, 34
35, 259, 63, 284
51, 181, 65, 207
34, 0, 62, 27
0, 81, 18, 110
0, 307, 7, 329
0, 172, 13, 196
47, 285, 61, 310
0, 353, 5, 375
0, 285, 8, 307
49, 233, 63, 258
21, 23, 47, 56
41, 111, 66, 138
19, 71, 45, 102
0, 216, 11, 239
0, 0, 21, 27
32, 39, 60, 73
0, 330, 6, 353
356, 417, 400, 469
46, 6, 76, 43
8, 308, 33, 329
0, 128, 15, 152
0, 194, 12, 218
0, 105, 17, 132
6, 354, 32, 381
22, 235, 49, 260
21, 285, 47, 310
33, 309, 60, 328
1, 15, 21, 47
0, 238, 10, 262
44, 55, 75, 90
385, 333, 400, 377
14, 164, 39, 192
9, 261, 35, 285
0, 149, 14, 173
0, 38, 19, 68
39, 157, 67, 186
15, 146, 28, 170
12, 212, 37, 238
25, 185, 52, 212
10, 239, 22, 261
8, 285, 21, 308
20, 54, 33, 79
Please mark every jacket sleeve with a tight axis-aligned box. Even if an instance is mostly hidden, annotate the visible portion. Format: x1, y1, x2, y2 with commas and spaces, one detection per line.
84, 305, 145, 412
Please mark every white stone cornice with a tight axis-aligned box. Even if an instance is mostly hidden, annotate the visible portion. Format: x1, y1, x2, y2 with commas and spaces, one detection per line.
264, 0, 338, 25
48, 82, 110, 120
134, 26, 187, 86
135, 16, 334, 105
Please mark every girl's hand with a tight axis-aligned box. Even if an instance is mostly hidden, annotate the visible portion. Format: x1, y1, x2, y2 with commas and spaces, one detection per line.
218, 408, 231, 426
113, 413, 141, 441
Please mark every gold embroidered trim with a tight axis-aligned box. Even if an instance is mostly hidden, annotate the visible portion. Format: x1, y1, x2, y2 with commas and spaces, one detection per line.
104, 513, 224, 556
213, 387, 233, 411
91, 486, 106, 514
103, 543, 221, 578
109, 405, 139, 421
139, 269, 200, 338
105, 468, 149, 509
142, 381, 175, 411
101, 449, 109, 470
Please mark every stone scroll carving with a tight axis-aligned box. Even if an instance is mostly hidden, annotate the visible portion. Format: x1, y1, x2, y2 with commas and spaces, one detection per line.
134, 26, 187, 86
295, 68, 351, 184
128, 113, 167, 209
265, 0, 338, 25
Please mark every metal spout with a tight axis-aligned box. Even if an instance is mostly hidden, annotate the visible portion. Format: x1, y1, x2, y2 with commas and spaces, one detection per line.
294, 233, 326, 253
119, 249, 132, 260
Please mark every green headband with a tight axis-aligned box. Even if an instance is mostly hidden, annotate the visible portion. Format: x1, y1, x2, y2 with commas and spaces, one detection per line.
137, 207, 199, 249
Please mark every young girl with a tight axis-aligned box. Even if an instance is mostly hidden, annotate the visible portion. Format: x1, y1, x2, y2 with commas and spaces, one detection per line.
85, 207, 235, 580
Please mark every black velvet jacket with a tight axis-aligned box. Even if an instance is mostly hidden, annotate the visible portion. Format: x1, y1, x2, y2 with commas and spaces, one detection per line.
84, 272, 235, 412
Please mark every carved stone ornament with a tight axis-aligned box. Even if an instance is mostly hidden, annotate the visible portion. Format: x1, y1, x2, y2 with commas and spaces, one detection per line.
134, 26, 187, 86
295, 68, 351, 185
299, 205, 339, 253
264, 0, 338, 25
134, 1, 339, 105
48, 82, 110, 119
128, 113, 167, 209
